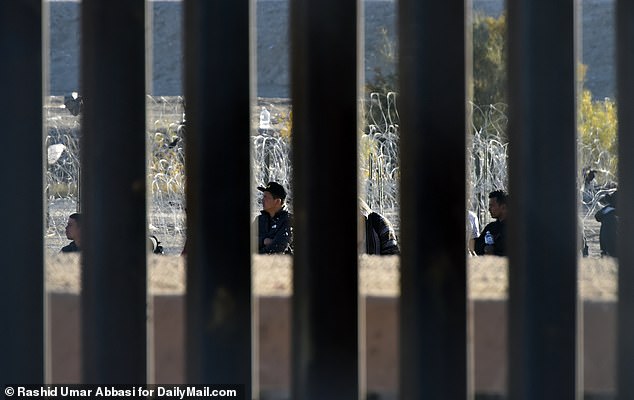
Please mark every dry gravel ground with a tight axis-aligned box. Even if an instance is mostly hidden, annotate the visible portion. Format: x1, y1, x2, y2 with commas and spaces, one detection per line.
46, 254, 617, 300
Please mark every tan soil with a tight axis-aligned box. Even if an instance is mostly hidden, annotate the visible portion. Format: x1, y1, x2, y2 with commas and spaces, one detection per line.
46, 254, 617, 301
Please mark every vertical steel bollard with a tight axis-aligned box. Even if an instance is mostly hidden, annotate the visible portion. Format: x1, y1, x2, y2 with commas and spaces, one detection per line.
398, 0, 468, 399
617, 0, 634, 398
290, 0, 360, 398
0, 0, 44, 384
184, 0, 253, 393
506, 0, 580, 399
80, 0, 148, 383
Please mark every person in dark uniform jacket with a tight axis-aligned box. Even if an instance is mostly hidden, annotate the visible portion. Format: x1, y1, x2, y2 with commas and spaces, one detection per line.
255, 182, 293, 254
61, 213, 81, 253
595, 191, 618, 257
474, 190, 508, 256
359, 199, 400, 255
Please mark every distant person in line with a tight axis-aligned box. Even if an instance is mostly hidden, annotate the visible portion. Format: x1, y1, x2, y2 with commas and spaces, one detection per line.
580, 217, 589, 257
61, 213, 81, 253
474, 190, 507, 256
181, 208, 189, 256
359, 199, 400, 255
255, 182, 293, 254
467, 210, 480, 256
595, 190, 618, 257
582, 168, 597, 205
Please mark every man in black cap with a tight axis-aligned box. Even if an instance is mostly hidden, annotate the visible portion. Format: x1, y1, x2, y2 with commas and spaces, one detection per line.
255, 182, 293, 254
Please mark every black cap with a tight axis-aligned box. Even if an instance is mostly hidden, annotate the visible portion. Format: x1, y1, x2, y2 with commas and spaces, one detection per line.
257, 182, 287, 200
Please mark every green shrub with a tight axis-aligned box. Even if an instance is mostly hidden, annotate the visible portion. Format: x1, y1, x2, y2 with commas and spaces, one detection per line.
472, 13, 507, 107
363, 12, 619, 191
578, 89, 618, 184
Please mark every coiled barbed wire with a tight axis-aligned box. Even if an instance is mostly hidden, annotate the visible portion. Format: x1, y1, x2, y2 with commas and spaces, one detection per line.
44, 95, 614, 255
468, 102, 509, 227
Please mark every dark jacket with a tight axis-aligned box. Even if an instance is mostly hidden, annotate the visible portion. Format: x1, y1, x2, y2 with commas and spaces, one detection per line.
256, 206, 293, 254
365, 212, 400, 255
474, 219, 506, 256
61, 241, 80, 253
595, 205, 618, 257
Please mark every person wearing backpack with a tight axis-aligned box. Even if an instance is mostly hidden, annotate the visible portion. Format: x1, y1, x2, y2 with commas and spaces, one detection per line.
359, 199, 400, 255
595, 191, 618, 257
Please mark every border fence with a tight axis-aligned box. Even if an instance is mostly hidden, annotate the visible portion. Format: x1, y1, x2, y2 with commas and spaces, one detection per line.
2, 1, 634, 400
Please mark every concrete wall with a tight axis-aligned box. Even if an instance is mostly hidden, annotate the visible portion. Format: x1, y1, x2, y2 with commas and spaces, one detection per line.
48, 292, 617, 399
48, 0, 615, 99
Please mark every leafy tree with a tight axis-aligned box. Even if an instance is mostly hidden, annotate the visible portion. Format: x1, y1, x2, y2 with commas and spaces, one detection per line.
578, 89, 618, 184
472, 13, 507, 106
362, 12, 619, 186
365, 14, 509, 108
365, 27, 397, 96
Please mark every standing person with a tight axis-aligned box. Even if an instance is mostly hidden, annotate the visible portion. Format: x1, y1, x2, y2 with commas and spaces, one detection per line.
61, 213, 81, 253
595, 191, 618, 257
255, 182, 293, 254
582, 168, 597, 205
580, 217, 589, 257
467, 210, 480, 255
359, 199, 400, 255
474, 190, 508, 256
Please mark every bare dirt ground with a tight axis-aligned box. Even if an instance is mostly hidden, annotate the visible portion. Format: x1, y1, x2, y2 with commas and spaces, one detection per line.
46, 254, 617, 300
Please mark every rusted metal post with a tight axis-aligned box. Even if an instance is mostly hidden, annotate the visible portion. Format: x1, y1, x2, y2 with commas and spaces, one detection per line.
617, 0, 634, 398
290, 0, 360, 398
398, 0, 468, 398
183, 0, 253, 393
80, 0, 147, 383
0, 0, 44, 384
507, 0, 580, 399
